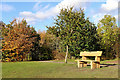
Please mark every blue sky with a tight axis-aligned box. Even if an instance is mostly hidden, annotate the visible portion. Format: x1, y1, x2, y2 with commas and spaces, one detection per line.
1, 0, 119, 32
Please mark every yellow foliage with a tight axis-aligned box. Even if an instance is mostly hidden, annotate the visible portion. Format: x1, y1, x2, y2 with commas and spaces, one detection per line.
5, 58, 10, 62
12, 53, 15, 55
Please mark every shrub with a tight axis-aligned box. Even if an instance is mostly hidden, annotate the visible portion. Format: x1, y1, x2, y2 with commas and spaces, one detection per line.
52, 50, 66, 60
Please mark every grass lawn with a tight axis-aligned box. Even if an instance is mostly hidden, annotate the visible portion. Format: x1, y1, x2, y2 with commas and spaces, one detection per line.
2, 59, 118, 78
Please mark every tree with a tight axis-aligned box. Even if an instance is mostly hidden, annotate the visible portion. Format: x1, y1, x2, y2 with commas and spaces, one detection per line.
47, 7, 99, 63
97, 15, 118, 59
2, 19, 40, 62
29, 27, 41, 61
36, 31, 56, 60
113, 27, 120, 58
0, 21, 5, 61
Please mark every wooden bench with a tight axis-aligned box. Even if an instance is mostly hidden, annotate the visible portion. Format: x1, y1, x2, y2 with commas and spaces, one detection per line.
75, 51, 102, 69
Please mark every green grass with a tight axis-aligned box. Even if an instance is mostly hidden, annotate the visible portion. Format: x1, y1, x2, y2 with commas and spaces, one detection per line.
2, 59, 118, 78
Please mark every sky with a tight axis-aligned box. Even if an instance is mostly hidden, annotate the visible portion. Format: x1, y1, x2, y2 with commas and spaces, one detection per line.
0, 0, 119, 32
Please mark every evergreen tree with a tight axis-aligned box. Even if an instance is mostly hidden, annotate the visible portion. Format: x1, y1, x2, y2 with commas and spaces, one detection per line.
47, 7, 99, 62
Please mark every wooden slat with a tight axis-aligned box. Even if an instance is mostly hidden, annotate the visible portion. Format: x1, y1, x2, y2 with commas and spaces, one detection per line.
91, 61, 96, 69
77, 60, 80, 68
80, 51, 102, 56
96, 62, 100, 68
75, 60, 99, 62
82, 56, 86, 60
95, 56, 100, 62
80, 60, 99, 62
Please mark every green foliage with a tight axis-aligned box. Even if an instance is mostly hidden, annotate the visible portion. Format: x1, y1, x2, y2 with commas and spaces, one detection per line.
1, 9, 119, 61
97, 15, 119, 59
47, 7, 99, 57
35, 31, 57, 61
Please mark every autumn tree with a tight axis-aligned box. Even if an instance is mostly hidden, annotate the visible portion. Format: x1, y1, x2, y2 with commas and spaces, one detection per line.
2, 19, 40, 62
47, 7, 99, 63
0, 21, 5, 60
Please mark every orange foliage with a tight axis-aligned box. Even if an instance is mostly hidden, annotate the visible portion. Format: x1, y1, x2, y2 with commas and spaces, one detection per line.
2, 19, 38, 62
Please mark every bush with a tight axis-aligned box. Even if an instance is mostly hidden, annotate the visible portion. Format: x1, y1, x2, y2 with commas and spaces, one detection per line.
52, 50, 66, 60
40, 47, 53, 60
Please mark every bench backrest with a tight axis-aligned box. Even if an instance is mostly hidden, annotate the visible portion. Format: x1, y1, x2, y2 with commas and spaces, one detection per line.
80, 51, 102, 62
80, 51, 102, 56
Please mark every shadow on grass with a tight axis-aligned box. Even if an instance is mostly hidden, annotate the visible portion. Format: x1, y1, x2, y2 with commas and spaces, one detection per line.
100, 64, 117, 68
86, 63, 117, 68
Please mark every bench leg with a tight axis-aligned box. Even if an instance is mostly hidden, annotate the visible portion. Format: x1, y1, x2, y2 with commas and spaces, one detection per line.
80, 62, 84, 68
91, 61, 96, 69
80, 63, 83, 67
83, 62, 87, 67
80, 62, 87, 67
77, 61, 87, 68
77, 61, 80, 68
96, 62, 100, 68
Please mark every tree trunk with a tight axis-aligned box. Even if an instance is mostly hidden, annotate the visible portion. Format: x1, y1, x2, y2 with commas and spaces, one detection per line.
28, 53, 29, 61
65, 45, 68, 63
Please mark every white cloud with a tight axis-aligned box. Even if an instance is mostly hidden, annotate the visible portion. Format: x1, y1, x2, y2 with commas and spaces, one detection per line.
0, 4, 14, 12
92, 13, 118, 26
20, 0, 120, 26
90, 0, 119, 25
101, 0, 119, 11
33, 2, 50, 12
114, 15, 118, 20
18, 0, 119, 29
19, 0, 87, 25
32, 2, 41, 11
19, 11, 37, 24
43, 4, 50, 10
20, 11, 34, 17
93, 13, 105, 24
56, 0, 86, 10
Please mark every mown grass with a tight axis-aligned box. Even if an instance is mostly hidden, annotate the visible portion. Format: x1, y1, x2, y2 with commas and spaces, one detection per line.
2, 59, 118, 78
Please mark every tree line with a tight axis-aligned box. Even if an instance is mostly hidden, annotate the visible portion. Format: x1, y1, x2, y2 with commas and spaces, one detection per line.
1, 7, 120, 62
1, 19, 53, 62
